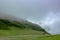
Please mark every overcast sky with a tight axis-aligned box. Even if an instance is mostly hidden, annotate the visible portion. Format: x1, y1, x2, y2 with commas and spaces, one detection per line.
0, 0, 60, 34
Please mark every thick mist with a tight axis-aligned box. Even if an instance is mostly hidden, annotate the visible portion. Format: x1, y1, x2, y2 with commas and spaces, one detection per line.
0, 0, 60, 34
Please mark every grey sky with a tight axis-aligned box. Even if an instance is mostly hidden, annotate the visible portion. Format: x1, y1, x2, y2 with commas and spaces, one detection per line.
0, 0, 60, 34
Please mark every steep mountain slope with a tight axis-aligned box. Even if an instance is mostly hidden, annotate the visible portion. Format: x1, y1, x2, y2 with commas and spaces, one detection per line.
0, 19, 50, 35
0, 12, 50, 35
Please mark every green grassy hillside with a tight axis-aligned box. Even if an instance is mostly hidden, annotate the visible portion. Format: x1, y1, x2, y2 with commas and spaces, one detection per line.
0, 19, 49, 34
0, 19, 60, 40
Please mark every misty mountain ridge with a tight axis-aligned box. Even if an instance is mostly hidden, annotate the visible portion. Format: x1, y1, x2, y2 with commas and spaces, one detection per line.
0, 12, 50, 35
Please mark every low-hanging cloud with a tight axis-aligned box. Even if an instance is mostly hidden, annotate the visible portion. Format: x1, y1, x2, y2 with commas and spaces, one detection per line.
0, 0, 60, 34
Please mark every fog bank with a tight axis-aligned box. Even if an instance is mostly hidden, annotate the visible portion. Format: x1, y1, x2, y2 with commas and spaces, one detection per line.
0, 0, 60, 34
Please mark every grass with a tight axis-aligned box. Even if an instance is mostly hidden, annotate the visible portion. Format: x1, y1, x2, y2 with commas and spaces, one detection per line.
37, 35, 60, 40
0, 19, 60, 40
0, 34, 60, 40
0, 27, 60, 40
0, 27, 45, 37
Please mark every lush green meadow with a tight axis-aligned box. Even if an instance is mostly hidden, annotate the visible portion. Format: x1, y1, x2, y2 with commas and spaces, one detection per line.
0, 27, 59, 40
0, 29, 60, 40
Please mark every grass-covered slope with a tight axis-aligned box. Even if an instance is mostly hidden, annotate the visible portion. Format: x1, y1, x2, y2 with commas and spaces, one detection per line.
0, 19, 50, 36
37, 34, 60, 40
0, 19, 60, 40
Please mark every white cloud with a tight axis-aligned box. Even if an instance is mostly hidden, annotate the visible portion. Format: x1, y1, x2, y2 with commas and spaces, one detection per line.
0, 0, 60, 34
